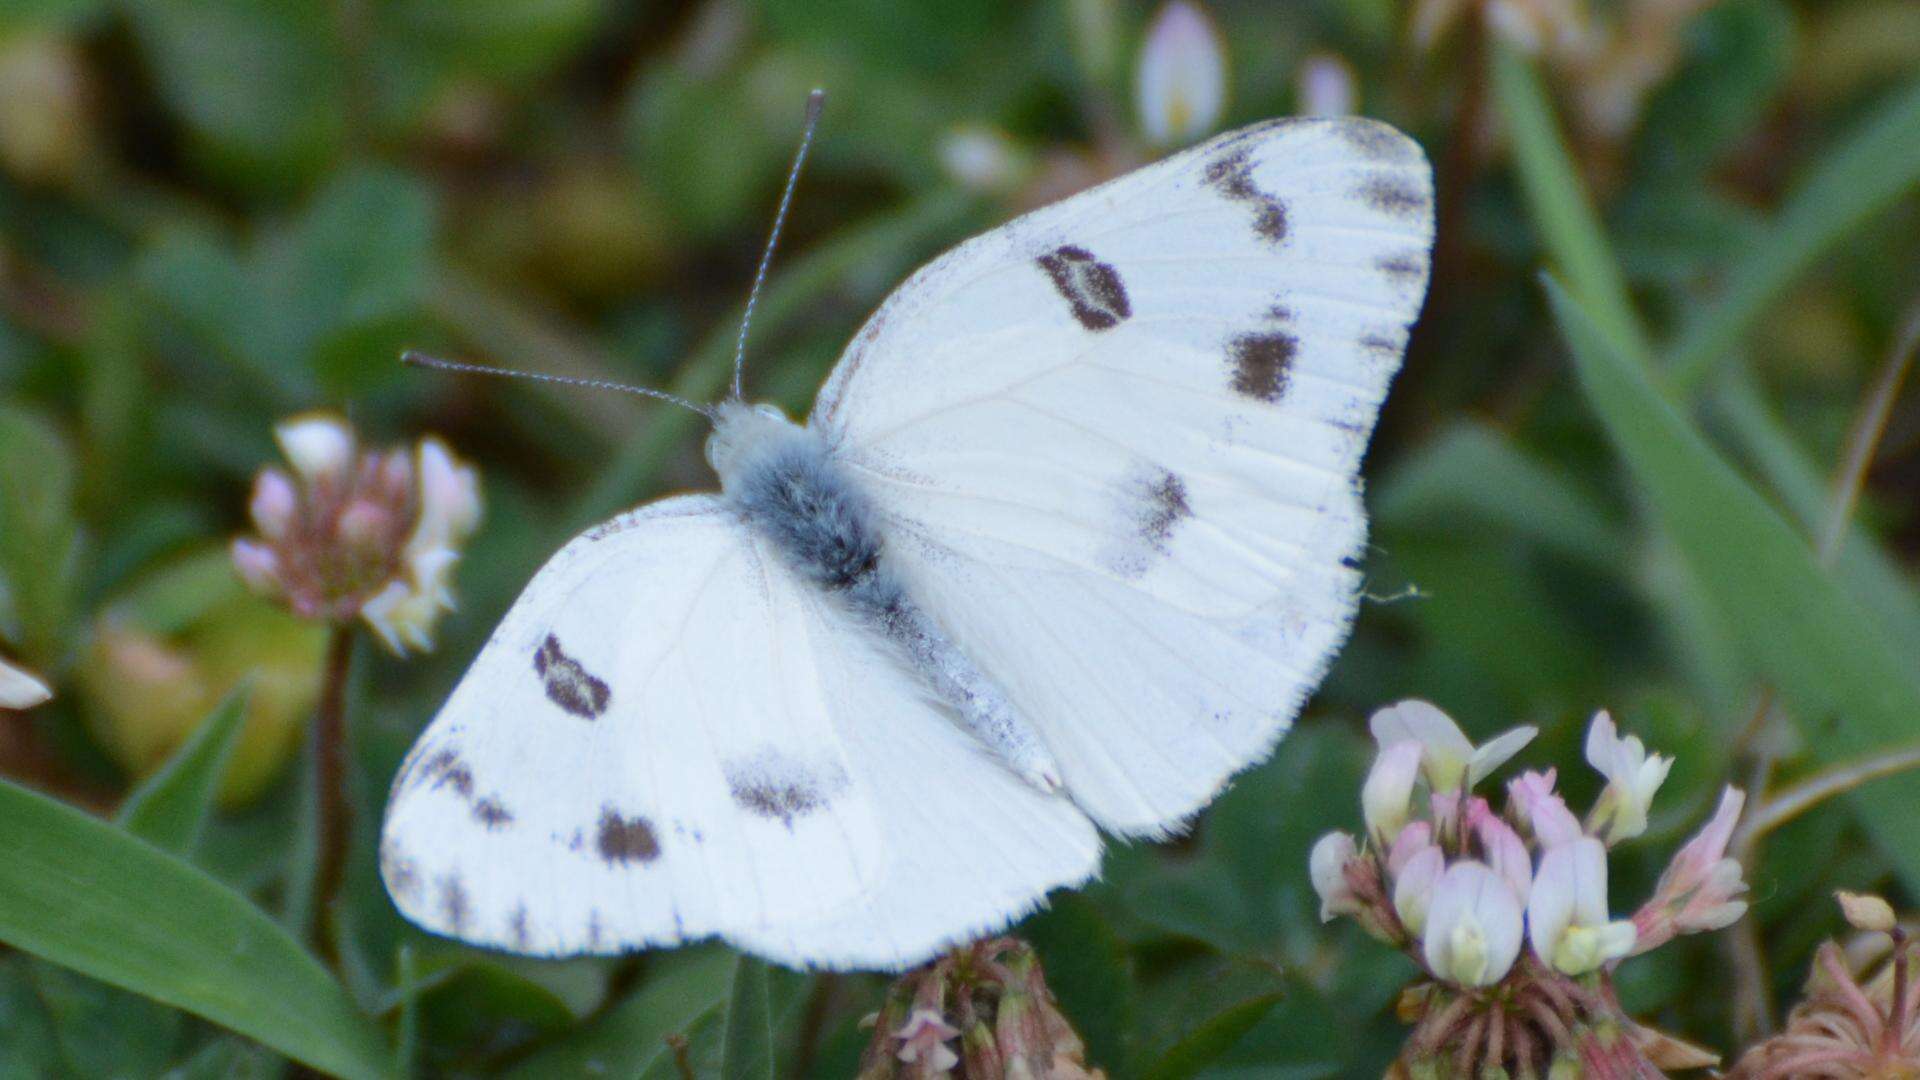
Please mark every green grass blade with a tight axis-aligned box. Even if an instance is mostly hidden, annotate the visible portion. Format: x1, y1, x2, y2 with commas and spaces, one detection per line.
1708, 369, 1920, 657
1667, 76, 1920, 392
115, 686, 250, 856
720, 955, 773, 1080
1140, 993, 1283, 1080
0, 778, 393, 1080
1492, 42, 1653, 364
1547, 278, 1920, 888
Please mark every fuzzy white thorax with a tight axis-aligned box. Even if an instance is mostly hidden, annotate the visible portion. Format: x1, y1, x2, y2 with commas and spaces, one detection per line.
704, 400, 815, 498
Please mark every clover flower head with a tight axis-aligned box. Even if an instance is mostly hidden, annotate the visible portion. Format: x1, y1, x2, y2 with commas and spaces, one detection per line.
1315, 700, 1744, 1074
232, 414, 482, 655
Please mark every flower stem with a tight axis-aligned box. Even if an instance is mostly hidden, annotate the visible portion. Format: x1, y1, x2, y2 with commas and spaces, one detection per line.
310, 624, 355, 966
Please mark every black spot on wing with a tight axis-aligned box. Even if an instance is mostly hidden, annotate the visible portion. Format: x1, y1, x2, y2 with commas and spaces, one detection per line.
1036, 244, 1131, 331
439, 876, 470, 934
1378, 250, 1429, 288
1140, 471, 1192, 552
421, 748, 474, 797
1228, 330, 1298, 403
380, 840, 421, 902
534, 634, 610, 719
1358, 172, 1430, 219
1333, 119, 1418, 163
595, 808, 660, 864
724, 750, 848, 828
1360, 331, 1403, 362
473, 797, 514, 829
509, 904, 531, 950
1203, 149, 1288, 243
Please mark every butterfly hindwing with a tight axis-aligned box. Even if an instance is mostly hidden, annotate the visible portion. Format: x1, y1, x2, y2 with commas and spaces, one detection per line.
811, 117, 1434, 835
380, 496, 1100, 967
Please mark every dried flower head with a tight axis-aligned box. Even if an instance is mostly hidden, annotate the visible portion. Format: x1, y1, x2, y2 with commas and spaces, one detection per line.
232, 413, 482, 654
858, 937, 1107, 1080
1728, 892, 1918, 1079
1313, 701, 1747, 1075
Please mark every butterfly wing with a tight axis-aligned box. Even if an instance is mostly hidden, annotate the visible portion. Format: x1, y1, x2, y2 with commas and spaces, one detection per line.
380, 495, 1096, 968
810, 117, 1434, 836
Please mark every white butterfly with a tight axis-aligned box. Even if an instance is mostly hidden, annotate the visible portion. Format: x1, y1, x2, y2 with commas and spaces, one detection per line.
380, 113, 1434, 970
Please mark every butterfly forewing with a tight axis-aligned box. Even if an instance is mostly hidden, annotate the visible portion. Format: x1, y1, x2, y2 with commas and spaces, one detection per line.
811, 117, 1434, 835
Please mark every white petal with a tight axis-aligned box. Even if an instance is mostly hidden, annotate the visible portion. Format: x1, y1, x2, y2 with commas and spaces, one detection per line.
1466, 725, 1537, 785
0, 656, 52, 709
274, 413, 354, 482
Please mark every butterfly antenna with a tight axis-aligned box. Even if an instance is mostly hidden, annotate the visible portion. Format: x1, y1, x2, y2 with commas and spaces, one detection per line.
401, 352, 716, 419
731, 88, 826, 402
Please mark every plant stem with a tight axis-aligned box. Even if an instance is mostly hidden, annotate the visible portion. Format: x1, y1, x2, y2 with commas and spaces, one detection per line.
310, 624, 355, 966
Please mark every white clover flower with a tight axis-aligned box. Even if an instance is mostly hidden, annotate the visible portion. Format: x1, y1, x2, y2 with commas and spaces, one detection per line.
1527, 836, 1636, 976
0, 654, 52, 709
1632, 786, 1748, 952
1393, 844, 1446, 937
1311, 830, 1363, 923
361, 438, 482, 655
1507, 768, 1584, 848
1424, 860, 1524, 988
273, 413, 355, 483
1583, 711, 1671, 845
1135, 1, 1226, 147
1369, 699, 1536, 794
1471, 805, 1533, 906
1362, 738, 1424, 843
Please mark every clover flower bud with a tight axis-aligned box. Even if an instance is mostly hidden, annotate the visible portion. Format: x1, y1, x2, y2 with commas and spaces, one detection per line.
1311, 831, 1363, 922
1135, 1, 1226, 147
1296, 53, 1356, 117
0, 654, 52, 709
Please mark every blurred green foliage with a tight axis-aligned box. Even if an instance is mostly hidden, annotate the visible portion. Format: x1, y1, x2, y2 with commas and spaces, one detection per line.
1, 0, 1918, 1076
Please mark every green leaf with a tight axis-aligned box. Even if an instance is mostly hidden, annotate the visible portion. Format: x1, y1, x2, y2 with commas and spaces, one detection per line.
0, 777, 394, 1080
116, 686, 250, 856
1491, 42, 1651, 363
0, 401, 79, 664
1140, 993, 1283, 1080
1547, 278, 1920, 888
118, 0, 344, 189
1373, 421, 1628, 570
1666, 76, 1920, 391
27, 960, 181, 1078
721, 955, 774, 1080
1020, 894, 1133, 1072
1707, 370, 1920, 659
504, 946, 733, 1078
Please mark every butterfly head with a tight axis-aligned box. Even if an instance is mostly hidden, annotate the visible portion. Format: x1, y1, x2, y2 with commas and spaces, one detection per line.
705, 399, 806, 493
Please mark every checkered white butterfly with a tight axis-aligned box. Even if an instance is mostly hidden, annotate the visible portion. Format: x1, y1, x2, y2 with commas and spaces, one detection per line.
381, 95, 1434, 970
